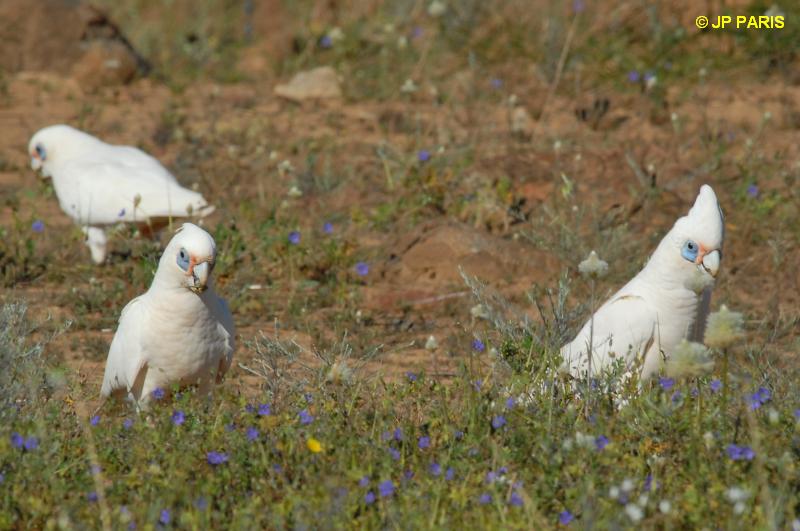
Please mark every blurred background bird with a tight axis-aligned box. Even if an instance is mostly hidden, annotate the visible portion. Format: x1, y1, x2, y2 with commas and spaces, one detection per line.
28, 124, 215, 264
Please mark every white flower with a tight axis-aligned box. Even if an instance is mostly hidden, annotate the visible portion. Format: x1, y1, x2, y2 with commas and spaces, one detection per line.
428, 0, 446, 17
665, 339, 713, 378
637, 494, 649, 506
287, 185, 303, 198
725, 486, 749, 503
683, 266, 715, 294
278, 159, 294, 173
621, 479, 635, 493
325, 360, 353, 384
328, 27, 344, 42
659, 500, 671, 514
768, 408, 779, 424
425, 335, 438, 350
705, 305, 745, 349
561, 437, 574, 451
401, 79, 418, 93
609, 486, 620, 499
574, 431, 595, 449
470, 304, 490, 320
624, 504, 644, 522
578, 250, 609, 278
703, 431, 715, 450
396, 36, 408, 49
734, 501, 746, 515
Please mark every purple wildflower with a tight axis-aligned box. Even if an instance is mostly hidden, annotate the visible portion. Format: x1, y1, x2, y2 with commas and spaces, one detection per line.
509, 492, 524, 507
490, 78, 503, 89
319, 35, 332, 49
474, 379, 483, 391
430, 462, 442, 476
24, 437, 38, 451
288, 231, 300, 245
628, 70, 640, 83
365, 491, 376, 504
389, 447, 401, 460
10, 432, 23, 449
378, 480, 394, 497
246, 427, 259, 441
643, 474, 653, 492
659, 377, 675, 391
572, 0, 585, 13
418, 436, 430, 449
359, 476, 369, 487
355, 262, 369, 276
394, 427, 403, 441
559, 510, 574, 525
159, 509, 170, 525
299, 409, 314, 425
323, 222, 334, 234
258, 403, 271, 416
478, 493, 492, 505
794, 409, 800, 420
31, 220, 44, 233
472, 338, 485, 352
491, 415, 507, 429
405, 371, 418, 382
88, 491, 98, 502
171, 410, 185, 426
756, 387, 772, 403
445, 467, 455, 480
710, 379, 722, 393
403, 469, 414, 481
727, 444, 755, 461
454, 430, 464, 440
644, 70, 656, 82
118, 208, 126, 217
505, 396, 516, 409
671, 391, 683, 403
91, 465, 101, 475
747, 184, 759, 198
194, 497, 208, 510
122, 418, 133, 430
207, 451, 229, 465
486, 471, 497, 483
417, 150, 431, 163
595, 435, 609, 451
151, 388, 165, 400
90, 415, 100, 426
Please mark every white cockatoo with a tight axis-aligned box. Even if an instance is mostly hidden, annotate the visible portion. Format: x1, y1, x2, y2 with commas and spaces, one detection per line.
28, 124, 215, 264
101, 223, 235, 407
561, 184, 724, 379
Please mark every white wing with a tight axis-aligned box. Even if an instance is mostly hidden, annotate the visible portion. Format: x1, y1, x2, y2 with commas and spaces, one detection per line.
561, 294, 658, 377
105, 145, 180, 184
101, 296, 148, 398
52, 160, 214, 226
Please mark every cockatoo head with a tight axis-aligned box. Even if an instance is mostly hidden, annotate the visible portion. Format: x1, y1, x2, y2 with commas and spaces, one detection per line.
159, 223, 217, 293
28, 124, 98, 178
658, 184, 724, 291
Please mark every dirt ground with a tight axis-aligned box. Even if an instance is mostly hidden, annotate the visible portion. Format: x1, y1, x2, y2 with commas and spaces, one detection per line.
1, 0, 799, 400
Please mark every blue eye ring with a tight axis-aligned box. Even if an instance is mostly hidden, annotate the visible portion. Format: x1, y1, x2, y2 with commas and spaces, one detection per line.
177, 247, 190, 271
681, 240, 699, 262
35, 144, 46, 160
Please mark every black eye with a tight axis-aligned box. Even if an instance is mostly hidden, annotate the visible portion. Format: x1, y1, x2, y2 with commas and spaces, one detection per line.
687, 242, 696, 250
35, 144, 46, 160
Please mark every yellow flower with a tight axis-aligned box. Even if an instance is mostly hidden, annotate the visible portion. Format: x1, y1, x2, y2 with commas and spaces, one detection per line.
307, 438, 323, 453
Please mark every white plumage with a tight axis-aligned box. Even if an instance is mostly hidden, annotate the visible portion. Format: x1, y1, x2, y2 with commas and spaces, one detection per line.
561, 185, 725, 379
101, 223, 235, 407
28, 124, 215, 264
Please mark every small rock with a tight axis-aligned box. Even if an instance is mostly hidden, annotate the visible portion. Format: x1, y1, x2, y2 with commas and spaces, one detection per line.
274, 66, 342, 102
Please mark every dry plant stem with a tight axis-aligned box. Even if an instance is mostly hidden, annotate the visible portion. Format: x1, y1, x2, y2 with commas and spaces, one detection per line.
746, 406, 775, 529
722, 347, 729, 413
538, 11, 579, 125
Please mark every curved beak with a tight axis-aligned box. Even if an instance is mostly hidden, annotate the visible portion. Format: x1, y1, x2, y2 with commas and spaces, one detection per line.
700, 249, 720, 278
188, 260, 212, 292
30, 153, 42, 171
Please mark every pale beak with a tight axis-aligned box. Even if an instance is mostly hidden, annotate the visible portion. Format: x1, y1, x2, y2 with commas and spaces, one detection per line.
31, 154, 42, 171
188, 260, 211, 292
701, 249, 720, 278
